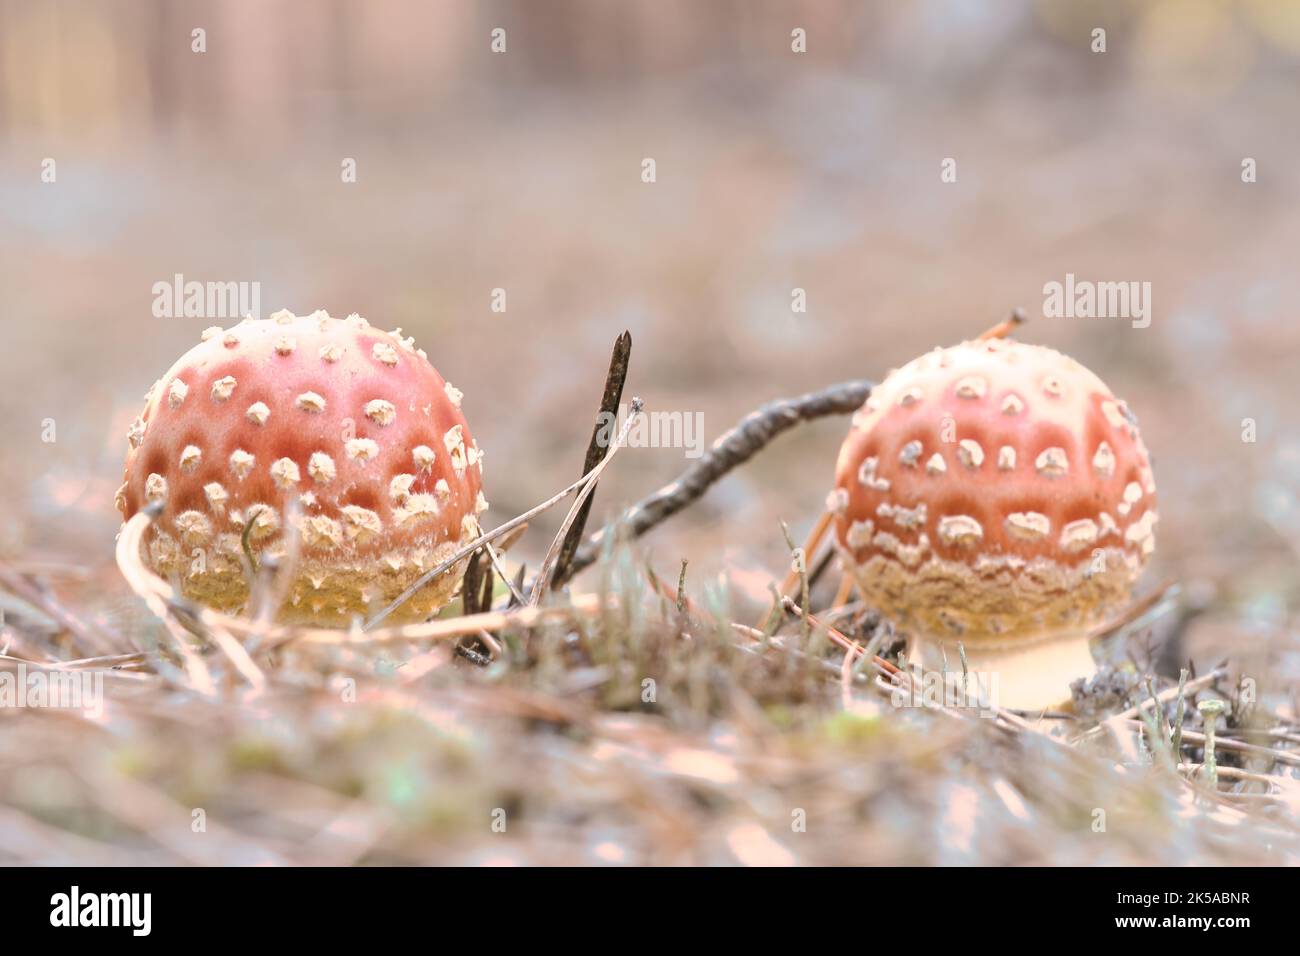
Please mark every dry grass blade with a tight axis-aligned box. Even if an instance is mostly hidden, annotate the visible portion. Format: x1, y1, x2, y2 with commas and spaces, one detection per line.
528, 398, 643, 604
0, 564, 118, 658
298, 593, 615, 645
157, 613, 216, 695
1125, 720, 1300, 767
777, 509, 832, 601
485, 542, 526, 606
0, 651, 148, 671
207, 618, 266, 691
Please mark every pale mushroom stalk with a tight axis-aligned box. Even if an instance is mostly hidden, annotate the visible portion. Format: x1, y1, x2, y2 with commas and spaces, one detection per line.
905, 631, 1098, 712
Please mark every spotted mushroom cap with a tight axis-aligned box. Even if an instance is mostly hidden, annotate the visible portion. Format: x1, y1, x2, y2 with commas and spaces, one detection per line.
830, 338, 1156, 645
115, 310, 488, 623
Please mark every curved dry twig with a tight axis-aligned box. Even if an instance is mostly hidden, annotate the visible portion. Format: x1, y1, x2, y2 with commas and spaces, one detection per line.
568, 378, 874, 576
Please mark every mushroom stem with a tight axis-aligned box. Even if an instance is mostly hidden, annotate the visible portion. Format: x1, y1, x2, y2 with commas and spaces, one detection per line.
905, 630, 1097, 712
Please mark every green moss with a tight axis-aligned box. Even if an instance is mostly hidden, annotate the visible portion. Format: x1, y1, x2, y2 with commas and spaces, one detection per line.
228, 736, 281, 772
821, 710, 882, 745
109, 744, 153, 778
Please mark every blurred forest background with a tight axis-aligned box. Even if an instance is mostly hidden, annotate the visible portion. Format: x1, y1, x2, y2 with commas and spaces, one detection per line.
1, 0, 1298, 679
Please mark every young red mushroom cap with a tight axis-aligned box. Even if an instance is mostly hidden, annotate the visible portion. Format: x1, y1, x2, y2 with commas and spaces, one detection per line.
115, 309, 488, 624
829, 338, 1157, 710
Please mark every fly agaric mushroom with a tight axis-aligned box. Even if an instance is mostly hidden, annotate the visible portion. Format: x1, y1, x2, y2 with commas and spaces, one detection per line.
115, 309, 488, 623
828, 338, 1156, 710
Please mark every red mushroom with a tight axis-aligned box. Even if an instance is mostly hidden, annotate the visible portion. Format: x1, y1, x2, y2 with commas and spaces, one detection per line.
829, 338, 1157, 710
115, 309, 488, 624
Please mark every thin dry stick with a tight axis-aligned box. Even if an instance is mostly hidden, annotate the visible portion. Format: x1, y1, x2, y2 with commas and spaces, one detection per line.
0, 566, 117, 658
1124, 720, 1300, 768
478, 556, 497, 620
303, 593, 614, 645
568, 379, 874, 576
777, 509, 833, 600
1258, 726, 1300, 746
840, 639, 864, 710
478, 551, 496, 613
777, 597, 900, 676
529, 398, 643, 604
729, 620, 882, 683
1176, 763, 1285, 790
780, 526, 812, 651
0, 651, 149, 671
647, 562, 705, 618
462, 550, 485, 615
455, 554, 498, 662
204, 618, 266, 691
484, 542, 526, 606
0, 655, 152, 683
551, 330, 633, 590
113, 506, 217, 694
0, 627, 54, 665
157, 613, 217, 696
1170, 667, 1190, 755
977, 306, 1028, 341
477, 630, 503, 658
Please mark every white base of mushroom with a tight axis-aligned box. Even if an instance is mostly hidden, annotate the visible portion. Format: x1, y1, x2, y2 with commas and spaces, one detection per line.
904, 631, 1097, 713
